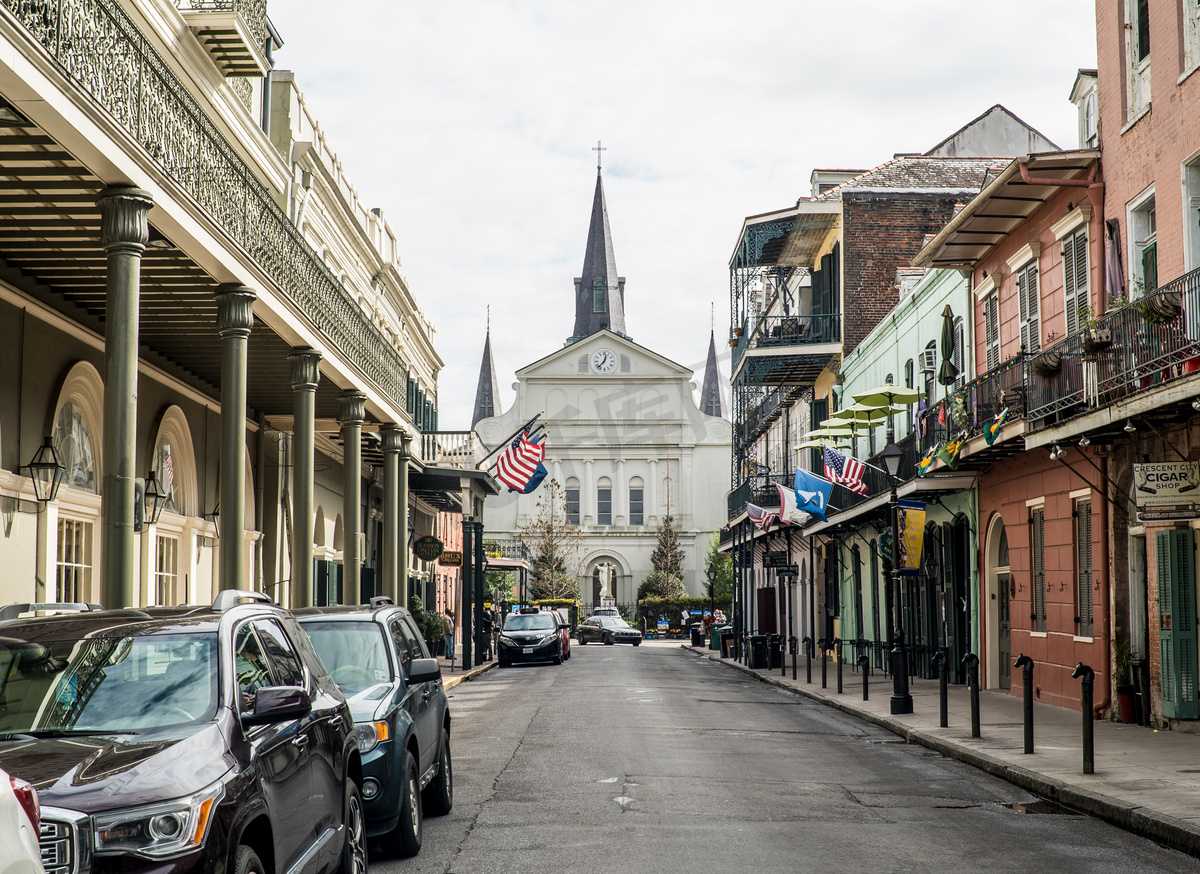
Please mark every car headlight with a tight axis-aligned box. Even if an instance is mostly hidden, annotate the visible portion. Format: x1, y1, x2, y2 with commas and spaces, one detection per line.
93, 782, 222, 858
499, 635, 518, 647
356, 720, 390, 753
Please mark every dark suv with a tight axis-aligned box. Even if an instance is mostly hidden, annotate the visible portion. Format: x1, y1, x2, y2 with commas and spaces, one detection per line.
295, 598, 450, 858
0, 591, 365, 874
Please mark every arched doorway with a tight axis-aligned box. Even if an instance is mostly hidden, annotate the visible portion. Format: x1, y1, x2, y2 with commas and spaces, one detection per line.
985, 514, 1011, 690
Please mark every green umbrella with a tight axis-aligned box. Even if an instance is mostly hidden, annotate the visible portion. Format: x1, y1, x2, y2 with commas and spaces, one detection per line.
851, 384, 921, 408
807, 426, 855, 440
938, 304, 959, 386
795, 439, 850, 451
830, 402, 903, 424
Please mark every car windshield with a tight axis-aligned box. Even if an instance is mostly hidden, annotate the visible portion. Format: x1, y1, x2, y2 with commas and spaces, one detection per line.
504, 614, 555, 632
599, 617, 630, 628
302, 621, 393, 693
0, 632, 217, 734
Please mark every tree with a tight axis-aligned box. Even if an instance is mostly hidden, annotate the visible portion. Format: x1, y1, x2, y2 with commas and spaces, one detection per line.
518, 479, 582, 601
705, 532, 733, 602
650, 514, 684, 579
638, 570, 686, 600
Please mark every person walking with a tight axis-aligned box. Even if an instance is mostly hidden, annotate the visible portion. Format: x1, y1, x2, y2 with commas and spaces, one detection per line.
442, 609, 455, 664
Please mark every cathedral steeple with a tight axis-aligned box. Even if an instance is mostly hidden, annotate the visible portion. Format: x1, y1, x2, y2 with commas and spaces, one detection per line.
569, 164, 627, 343
471, 318, 503, 428
700, 329, 723, 417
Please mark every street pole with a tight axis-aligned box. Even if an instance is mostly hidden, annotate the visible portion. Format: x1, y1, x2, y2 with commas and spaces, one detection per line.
883, 426, 913, 716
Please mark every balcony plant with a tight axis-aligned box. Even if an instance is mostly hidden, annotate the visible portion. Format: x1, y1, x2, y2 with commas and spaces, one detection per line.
1030, 350, 1062, 377
1112, 638, 1136, 724
1080, 306, 1113, 353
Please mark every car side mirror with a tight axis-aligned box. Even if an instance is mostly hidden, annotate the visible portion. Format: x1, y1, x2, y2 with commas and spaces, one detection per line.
242, 686, 311, 725
406, 657, 441, 685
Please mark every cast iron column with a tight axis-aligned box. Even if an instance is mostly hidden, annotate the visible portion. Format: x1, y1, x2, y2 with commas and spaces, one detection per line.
474, 519, 486, 665
98, 186, 152, 608
215, 284, 256, 591
339, 391, 366, 604
398, 431, 412, 605
889, 442, 913, 715
289, 347, 321, 607
461, 515, 473, 667
380, 424, 402, 603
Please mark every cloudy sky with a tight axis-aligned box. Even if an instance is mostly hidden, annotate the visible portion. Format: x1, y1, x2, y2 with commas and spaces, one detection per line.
271, 1, 1097, 429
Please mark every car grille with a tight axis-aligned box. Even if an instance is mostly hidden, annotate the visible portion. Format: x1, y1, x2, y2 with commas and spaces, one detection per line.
39, 810, 91, 874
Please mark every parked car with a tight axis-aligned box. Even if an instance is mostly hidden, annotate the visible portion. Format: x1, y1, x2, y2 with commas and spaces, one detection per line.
577, 615, 644, 646
0, 766, 42, 874
498, 611, 564, 666
295, 597, 451, 858
551, 608, 571, 661
0, 590, 366, 874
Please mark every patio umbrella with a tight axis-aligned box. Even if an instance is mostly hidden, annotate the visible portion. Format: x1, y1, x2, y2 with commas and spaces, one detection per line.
795, 439, 850, 451
851, 383, 921, 409
829, 402, 903, 424
938, 304, 958, 386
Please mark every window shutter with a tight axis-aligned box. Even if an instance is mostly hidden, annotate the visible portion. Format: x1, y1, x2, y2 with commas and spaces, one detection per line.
1073, 229, 1089, 326
1142, 242, 1158, 292
1031, 508, 1046, 633
1157, 529, 1199, 718
985, 293, 1000, 370
1076, 500, 1093, 636
1023, 264, 1040, 353
953, 318, 965, 388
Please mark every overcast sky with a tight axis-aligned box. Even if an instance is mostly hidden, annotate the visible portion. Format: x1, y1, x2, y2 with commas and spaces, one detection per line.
271, 1, 1098, 429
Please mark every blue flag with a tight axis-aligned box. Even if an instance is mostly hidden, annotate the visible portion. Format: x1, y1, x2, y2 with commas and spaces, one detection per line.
792, 469, 833, 521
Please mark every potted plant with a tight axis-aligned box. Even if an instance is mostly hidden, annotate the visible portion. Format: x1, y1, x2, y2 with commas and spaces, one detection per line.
1136, 289, 1182, 325
1080, 306, 1113, 353
1113, 638, 1136, 724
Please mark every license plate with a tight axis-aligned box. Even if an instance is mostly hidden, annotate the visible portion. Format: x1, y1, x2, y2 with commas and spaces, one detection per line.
523, 647, 534, 654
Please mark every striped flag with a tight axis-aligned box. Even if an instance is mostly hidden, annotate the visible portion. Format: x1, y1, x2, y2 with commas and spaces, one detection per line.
823, 447, 868, 495
494, 425, 548, 494
746, 503, 776, 533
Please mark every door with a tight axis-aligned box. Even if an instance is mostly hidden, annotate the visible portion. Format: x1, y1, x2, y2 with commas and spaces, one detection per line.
1157, 530, 1198, 719
391, 617, 437, 773
997, 573, 1011, 690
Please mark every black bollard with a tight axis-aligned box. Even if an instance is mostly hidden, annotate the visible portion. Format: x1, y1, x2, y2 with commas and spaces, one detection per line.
858, 654, 869, 700
1072, 662, 1095, 774
934, 648, 948, 728
790, 635, 798, 681
963, 652, 981, 738
803, 636, 813, 684
1014, 653, 1035, 754
834, 638, 844, 694
818, 637, 828, 689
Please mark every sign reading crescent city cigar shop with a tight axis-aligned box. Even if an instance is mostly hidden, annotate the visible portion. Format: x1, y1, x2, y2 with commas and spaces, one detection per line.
1133, 461, 1200, 510
412, 535, 444, 561
438, 551, 463, 567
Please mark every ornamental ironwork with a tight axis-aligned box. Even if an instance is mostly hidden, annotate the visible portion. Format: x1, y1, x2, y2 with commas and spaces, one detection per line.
174, 0, 268, 45
2, 0, 416, 420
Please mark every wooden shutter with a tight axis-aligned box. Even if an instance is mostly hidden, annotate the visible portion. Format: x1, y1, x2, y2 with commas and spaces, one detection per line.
1018, 263, 1040, 353
1142, 242, 1158, 292
1157, 529, 1199, 719
953, 318, 965, 388
985, 292, 1000, 370
1075, 500, 1093, 636
1031, 508, 1046, 632
1063, 229, 1088, 336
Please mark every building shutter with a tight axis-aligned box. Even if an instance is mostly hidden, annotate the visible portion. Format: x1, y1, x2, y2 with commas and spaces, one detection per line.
1063, 229, 1088, 336
1142, 242, 1158, 292
1018, 263, 1040, 353
985, 292, 1000, 370
1031, 508, 1046, 633
1076, 500, 1093, 637
1157, 529, 1199, 719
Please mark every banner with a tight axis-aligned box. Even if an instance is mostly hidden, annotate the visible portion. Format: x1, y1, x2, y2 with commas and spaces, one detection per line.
896, 499, 926, 577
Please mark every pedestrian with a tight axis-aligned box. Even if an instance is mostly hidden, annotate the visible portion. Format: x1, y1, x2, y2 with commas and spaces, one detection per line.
481, 608, 494, 659
442, 609, 455, 662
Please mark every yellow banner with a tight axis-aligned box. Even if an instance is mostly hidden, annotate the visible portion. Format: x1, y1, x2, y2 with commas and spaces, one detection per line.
897, 500, 926, 576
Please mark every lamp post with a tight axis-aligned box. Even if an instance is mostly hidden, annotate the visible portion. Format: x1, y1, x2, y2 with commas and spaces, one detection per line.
707, 562, 717, 618
880, 436, 913, 715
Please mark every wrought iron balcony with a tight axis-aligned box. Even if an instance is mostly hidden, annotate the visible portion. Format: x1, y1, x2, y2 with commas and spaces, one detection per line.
420, 431, 484, 470
920, 354, 1027, 453
1024, 268, 1200, 430
175, 0, 270, 76
483, 539, 531, 561
2, 0, 412, 420
731, 312, 842, 377
727, 472, 793, 520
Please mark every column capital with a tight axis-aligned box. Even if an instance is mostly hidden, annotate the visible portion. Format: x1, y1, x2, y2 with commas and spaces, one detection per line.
289, 347, 322, 390
400, 429, 413, 457
98, 186, 152, 250
215, 285, 256, 336
379, 423, 405, 453
338, 390, 367, 425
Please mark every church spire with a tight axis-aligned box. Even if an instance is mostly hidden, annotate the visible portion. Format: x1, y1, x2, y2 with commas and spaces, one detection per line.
700, 329, 723, 417
471, 317, 503, 427
570, 161, 627, 343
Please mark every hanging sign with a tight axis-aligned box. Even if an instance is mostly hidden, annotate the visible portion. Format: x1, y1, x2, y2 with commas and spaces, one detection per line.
1133, 462, 1200, 508
439, 550, 463, 567
896, 499, 927, 577
412, 535, 444, 561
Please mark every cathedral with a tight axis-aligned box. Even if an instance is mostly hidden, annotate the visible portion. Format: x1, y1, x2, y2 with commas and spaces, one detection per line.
471, 166, 731, 607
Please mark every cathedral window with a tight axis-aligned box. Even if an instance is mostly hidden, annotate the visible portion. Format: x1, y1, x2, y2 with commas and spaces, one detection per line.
597, 477, 612, 526
629, 478, 644, 526
565, 479, 581, 525
578, 356, 588, 374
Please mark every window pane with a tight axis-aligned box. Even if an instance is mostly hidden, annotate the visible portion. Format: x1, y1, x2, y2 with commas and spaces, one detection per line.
629, 488, 643, 526
597, 488, 612, 526
566, 488, 580, 525
255, 619, 305, 687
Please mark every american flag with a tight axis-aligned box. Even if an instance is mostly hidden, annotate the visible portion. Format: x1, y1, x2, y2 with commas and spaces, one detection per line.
824, 447, 868, 495
746, 503, 777, 533
494, 424, 546, 493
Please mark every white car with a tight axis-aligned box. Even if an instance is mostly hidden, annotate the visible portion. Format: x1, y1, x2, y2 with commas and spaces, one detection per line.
0, 767, 43, 874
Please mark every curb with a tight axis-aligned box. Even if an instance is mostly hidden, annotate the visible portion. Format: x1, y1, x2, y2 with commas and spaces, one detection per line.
443, 660, 496, 690
685, 644, 1200, 859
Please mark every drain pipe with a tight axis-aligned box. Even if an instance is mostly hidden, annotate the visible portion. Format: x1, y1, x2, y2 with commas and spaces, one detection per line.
1094, 453, 1112, 720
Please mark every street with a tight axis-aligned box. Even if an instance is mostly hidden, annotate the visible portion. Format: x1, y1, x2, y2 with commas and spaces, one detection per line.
375, 642, 1199, 873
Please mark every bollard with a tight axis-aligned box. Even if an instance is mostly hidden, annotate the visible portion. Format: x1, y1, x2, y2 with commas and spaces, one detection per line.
1014, 653, 1035, 754
933, 648, 948, 728
803, 636, 813, 684
963, 652, 981, 738
790, 635, 798, 681
834, 638, 844, 694
858, 654, 869, 700
818, 637, 828, 689
1072, 662, 1095, 774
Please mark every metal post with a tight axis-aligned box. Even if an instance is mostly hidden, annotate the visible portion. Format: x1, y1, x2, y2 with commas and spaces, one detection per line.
398, 431, 412, 606
338, 392, 366, 604
474, 520, 485, 665
858, 654, 869, 700
1015, 653, 1035, 754
461, 517, 473, 668
835, 638, 843, 694
215, 284, 256, 592
934, 647, 948, 728
1072, 662, 1095, 774
98, 187, 152, 608
803, 636, 812, 683
288, 348, 320, 607
963, 652, 980, 738
889, 456, 913, 714
788, 570, 797, 681
819, 637, 827, 688
380, 425, 402, 603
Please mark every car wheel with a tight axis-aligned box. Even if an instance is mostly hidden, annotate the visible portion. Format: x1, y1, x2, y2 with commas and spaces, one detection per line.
578, 634, 587, 645
381, 750, 422, 858
422, 735, 453, 816
632, 640, 641, 647
338, 782, 368, 874
604, 633, 614, 646
552, 648, 562, 665
499, 657, 510, 667
233, 846, 266, 874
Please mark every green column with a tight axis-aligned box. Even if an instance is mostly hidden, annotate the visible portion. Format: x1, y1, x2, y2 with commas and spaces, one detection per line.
339, 391, 366, 604
215, 285, 256, 591
398, 430, 412, 606
98, 186, 152, 609
289, 347, 321, 607
380, 424, 402, 603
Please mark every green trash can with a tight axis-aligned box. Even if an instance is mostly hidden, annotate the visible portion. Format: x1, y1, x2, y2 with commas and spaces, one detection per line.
709, 626, 721, 650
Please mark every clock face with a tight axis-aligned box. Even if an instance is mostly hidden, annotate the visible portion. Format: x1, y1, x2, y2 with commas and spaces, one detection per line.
592, 349, 617, 374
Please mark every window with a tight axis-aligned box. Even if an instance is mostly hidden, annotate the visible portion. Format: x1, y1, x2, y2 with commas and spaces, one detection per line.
1129, 193, 1157, 293
629, 478, 644, 526
1031, 507, 1046, 633
578, 355, 588, 374
597, 478, 612, 526
984, 291, 1000, 369
593, 277, 606, 313
904, 359, 914, 435
1017, 261, 1040, 353
620, 355, 631, 373
1136, 0, 1150, 62
155, 535, 179, 606
53, 400, 96, 493
1076, 499, 1094, 637
234, 625, 274, 708
255, 620, 305, 687
1186, 0, 1200, 74
1125, 0, 1152, 119
56, 517, 93, 603
565, 478, 580, 525
1059, 228, 1089, 338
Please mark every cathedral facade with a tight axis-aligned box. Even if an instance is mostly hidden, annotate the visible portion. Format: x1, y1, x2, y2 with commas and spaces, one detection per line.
472, 169, 730, 607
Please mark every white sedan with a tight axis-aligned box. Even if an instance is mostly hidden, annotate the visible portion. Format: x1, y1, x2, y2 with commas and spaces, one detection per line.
0, 767, 43, 874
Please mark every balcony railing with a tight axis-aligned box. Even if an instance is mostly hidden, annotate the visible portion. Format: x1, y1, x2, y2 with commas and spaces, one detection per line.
920, 355, 1027, 452
483, 539, 530, 561
420, 431, 483, 469
175, 0, 268, 44
732, 312, 842, 373
1025, 269, 1200, 429
3, 0, 412, 418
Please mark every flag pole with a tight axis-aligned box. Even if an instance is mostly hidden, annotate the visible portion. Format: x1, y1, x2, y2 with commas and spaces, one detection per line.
477, 412, 544, 467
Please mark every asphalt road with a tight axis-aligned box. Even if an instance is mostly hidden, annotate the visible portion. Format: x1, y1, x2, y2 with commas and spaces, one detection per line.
373, 640, 1200, 873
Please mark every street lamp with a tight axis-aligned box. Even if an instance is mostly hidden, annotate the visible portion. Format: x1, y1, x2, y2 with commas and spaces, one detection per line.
880, 436, 913, 715
24, 436, 65, 504
144, 471, 168, 526
707, 562, 717, 618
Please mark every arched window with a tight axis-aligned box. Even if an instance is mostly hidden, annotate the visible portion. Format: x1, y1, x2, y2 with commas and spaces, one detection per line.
596, 477, 612, 526
578, 355, 588, 374
150, 406, 198, 518
565, 477, 581, 525
629, 476, 644, 526
51, 361, 105, 494
620, 355, 631, 373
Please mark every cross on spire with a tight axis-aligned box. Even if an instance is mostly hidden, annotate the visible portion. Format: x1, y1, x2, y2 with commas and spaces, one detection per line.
592, 140, 607, 171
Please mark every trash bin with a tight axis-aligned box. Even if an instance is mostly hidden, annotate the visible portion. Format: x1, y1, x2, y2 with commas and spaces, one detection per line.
690, 623, 704, 647
768, 633, 782, 669
749, 634, 768, 669
710, 626, 721, 650
718, 627, 734, 658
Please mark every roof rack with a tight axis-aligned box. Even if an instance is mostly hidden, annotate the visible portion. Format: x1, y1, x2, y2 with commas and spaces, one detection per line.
212, 590, 273, 613
0, 602, 104, 621
369, 596, 395, 608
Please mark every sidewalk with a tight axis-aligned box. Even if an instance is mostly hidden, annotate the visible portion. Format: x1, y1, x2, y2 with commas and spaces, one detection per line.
689, 643, 1200, 859
437, 648, 495, 690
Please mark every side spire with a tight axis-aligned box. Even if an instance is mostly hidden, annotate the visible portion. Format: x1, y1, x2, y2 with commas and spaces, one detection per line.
700, 329, 723, 418
471, 319, 503, 427
569, 158, 627, 343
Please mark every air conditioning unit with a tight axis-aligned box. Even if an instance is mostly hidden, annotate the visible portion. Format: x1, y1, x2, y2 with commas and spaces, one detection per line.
920, 348, 938, 373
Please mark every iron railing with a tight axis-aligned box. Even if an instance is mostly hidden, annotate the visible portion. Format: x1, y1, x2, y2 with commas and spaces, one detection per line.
2, 0, 416, 420
920, 354, 1027, 452
420, 431, 481, 469
732, 312, 841, 373
483, 539, 530, 561
174, 0, 268, 44
1025, 270, 1200, 427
